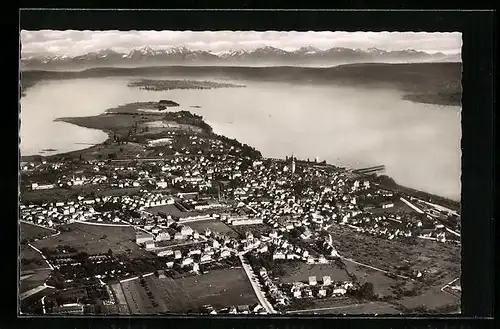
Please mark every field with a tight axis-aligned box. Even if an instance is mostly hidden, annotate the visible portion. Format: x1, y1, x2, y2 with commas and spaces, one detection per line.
342, 261, 406, 298
20, 222, 57, 241
21, 188, 77, 203
121, 267, 258, 313
185, 219, 239, 238
230, 223, 274, 238
393, 273, 461, 312
147, 204, 197, 218
32, 223, 152, 257
326, 223, 461, 279
20, 244, 50, 271
278, 262, 352, 284
288, 300, 402, 315
316, 301, 402, 314
366, 200, 416, 214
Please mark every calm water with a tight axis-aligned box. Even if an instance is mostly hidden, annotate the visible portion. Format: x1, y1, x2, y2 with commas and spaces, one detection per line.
20, 77, 461, 201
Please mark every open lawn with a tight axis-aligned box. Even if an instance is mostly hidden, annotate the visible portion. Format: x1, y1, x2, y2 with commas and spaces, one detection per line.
147, 204, 197, 218
32, 223, 152, 258
367, 200, 416, 214
186, 219, 239, 238
121, 267, 258, 313
20, 244, 50, 271
20, 222, 56, 241
342, 261, 406, 298
394, 273, 461, 312
231, 223, 274, 238
21, 188, 76, 203
319, 301, 402, 314
278, 262, 352, 284
327, 223, 461, 281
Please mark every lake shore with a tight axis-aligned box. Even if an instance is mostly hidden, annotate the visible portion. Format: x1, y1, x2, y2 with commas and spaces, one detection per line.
20, 63, 462, 106
20, 100, 460, 212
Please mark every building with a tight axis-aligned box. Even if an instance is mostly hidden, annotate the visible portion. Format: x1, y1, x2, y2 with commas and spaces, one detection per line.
157, 249, 173, 257
50, 303, 84, 315
136, 231, 154, 245
180, 226, 194, 236
174, 250, 182, 259
31, 183, 55, 190
182, 257, 194, 266
308, 276, 317, 286
323, 276, 332, 286
231, 217, 263, 226
144, 240, 155, 249
155, 231, 171, 242
381, 201, 394, 209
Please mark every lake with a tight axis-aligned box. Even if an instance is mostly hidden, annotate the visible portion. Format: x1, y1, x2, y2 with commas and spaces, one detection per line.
19, 76, 461, 201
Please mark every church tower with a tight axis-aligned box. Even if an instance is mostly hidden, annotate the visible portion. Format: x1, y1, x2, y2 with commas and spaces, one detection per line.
291, 154, 296, 174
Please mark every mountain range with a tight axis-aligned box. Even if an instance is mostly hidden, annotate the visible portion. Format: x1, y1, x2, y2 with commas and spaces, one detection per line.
20, 46, 461, 69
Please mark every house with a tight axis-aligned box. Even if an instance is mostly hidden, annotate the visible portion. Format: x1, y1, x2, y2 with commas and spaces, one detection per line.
220, 249, 231, 258
237, 305, 250, 314
273, 252, 285, 260
155, 231, 171, 242
136, 231, 154, 245
174, 250, 182, 259
182, 257, 194, 267
180, 226, 194, 236
174, 232, 185, 240
258, 245, 268, 253
200, 254, 212, 263
333, 287, 347, 295
318, 288, 327, 297
144, 240, 155, 249
157, 249, 173, 257
381, 201, 394, 209
293, 289, 301, 298
309, 276, 317, 286
323, 276, 332, 286
157, 269, 166, 279
166, 261, 174, 268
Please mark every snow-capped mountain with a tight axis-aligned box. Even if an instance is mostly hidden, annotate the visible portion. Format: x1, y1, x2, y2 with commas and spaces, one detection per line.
20, 46, 460, 69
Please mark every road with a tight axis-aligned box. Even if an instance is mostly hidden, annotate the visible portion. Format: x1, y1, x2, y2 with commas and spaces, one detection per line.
400, 197, 424, 214
287, 302, 375, 314
19, 285, 47, 301
71, 219, 132, 227
20, 220, 57, 232
340, 256, 414, 281
238, 254, 277, 314
28, 243, 54, 270
440, 277, 460, 297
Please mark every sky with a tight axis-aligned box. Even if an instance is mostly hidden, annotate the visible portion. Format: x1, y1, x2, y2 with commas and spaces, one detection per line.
20, 30, 462, 57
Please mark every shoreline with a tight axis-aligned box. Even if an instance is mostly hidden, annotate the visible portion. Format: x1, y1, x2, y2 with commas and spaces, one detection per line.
19, 63, 462, 107
20, 101, 461, 212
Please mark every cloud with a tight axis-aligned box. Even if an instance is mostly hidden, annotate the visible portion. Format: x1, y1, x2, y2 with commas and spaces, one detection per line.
20, 30, 462, 57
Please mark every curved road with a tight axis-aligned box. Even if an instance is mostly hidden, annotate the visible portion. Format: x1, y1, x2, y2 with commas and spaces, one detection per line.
238, 254, 276, 314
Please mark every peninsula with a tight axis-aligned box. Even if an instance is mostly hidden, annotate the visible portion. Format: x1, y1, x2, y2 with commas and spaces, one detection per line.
127, 79, 246, 91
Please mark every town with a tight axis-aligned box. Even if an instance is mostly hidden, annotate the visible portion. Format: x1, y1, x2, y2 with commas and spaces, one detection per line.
19, 101, 462, 315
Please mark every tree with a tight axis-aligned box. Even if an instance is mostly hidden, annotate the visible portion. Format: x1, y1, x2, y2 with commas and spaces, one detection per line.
107, 248, 113, 256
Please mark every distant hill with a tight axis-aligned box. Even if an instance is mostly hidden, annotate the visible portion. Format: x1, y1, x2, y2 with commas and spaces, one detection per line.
20, 46, 461, 70
20, 62, 462, 106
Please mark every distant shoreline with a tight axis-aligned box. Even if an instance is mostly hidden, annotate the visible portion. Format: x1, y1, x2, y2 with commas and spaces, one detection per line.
19, 62, 462, 107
